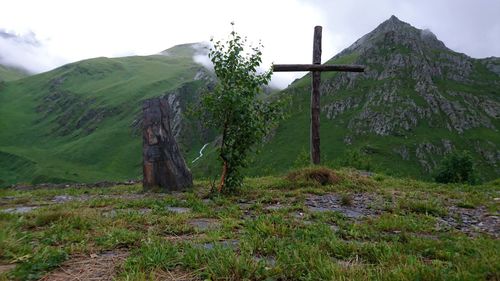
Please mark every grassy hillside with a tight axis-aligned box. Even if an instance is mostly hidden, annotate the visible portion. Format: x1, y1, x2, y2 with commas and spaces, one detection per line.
0, 45, 211, 186
0, 169, 499, 280
1, 17, 498, 186
0, 64, 27, 82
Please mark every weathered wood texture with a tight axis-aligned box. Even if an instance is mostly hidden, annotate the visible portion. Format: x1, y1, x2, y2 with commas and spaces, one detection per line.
143, 97, 192, 191
311, 26, 322, 165
272, 64, 365, 72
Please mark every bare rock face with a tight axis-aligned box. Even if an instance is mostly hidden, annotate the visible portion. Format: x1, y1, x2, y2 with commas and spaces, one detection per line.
142, 97, 192, 191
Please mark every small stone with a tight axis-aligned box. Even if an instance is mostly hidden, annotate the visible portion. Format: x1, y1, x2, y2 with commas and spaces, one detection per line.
1, 206, 38, 214
165, 206, 191, 214
52, 195, 75, 203
201, 239, 239, 250
188, 218, 220, 231
264, 204, 285, 211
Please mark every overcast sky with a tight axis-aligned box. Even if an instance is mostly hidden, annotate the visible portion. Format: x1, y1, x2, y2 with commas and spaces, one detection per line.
1, 0, 499, 88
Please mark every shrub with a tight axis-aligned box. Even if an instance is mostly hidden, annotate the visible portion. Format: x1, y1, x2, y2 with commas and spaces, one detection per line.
434, 151, 477, 184
340, 149, 372, 171
202, 23, 283, 193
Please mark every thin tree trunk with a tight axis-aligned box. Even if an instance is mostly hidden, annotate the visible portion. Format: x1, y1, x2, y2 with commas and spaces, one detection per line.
218, 159, 228, 193
218, 121, 229, 193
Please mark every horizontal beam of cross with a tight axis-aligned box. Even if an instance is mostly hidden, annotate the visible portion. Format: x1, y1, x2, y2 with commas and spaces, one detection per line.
273, 64, 365, 72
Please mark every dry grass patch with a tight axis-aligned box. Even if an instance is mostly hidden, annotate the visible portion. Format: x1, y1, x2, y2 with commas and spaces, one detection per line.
39, 250, 129, 281
287, 166, 341, 186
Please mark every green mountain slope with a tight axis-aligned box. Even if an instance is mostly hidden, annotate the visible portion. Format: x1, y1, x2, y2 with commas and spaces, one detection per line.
0, 64, 28, 82
248, 16, 499, 181
1, 17, 498, 186
0, 44, 213, 186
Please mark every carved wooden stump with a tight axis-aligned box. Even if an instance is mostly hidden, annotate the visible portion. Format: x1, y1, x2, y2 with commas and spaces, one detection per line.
143, 97, 192, 191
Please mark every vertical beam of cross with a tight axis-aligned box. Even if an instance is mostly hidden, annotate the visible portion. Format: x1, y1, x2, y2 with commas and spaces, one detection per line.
311, 26, 322, 165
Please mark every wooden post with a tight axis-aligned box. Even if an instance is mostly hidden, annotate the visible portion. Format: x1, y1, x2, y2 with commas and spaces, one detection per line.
143, 97, 193, 191
311, 26, 322, 165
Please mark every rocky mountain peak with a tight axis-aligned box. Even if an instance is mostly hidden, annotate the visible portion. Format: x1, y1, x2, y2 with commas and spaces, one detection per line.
376, 15, 411, 32
311, 16, 500, 177
339, 15, 448, 57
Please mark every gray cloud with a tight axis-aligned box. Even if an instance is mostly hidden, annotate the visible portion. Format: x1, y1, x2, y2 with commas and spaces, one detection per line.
0, 30, 65, 73
305, 0, 500, 60
1, 0, 498, 86
192, 42, 213, 71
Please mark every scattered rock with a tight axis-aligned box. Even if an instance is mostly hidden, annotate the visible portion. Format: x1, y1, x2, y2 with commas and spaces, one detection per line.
264, 203, 287, 211
436, 206, 500, 238
166, 206, 191, 214
253, 255, 276, 266
1, 206, 38, 214
188, 218, 220, 231
52, 195, 76, 203
164, 233, 205, 242
103, 208, 151, 218
306, 193, 381, 219
201, 239, 239, 250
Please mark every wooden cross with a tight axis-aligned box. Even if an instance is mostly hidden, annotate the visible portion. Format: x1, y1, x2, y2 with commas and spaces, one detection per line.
273, 26, 365, 165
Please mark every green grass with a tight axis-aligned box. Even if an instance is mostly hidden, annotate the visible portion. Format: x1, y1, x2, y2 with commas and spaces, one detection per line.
0, 65, 27, 82
1, 35, 499, 186
0, 170, 499, 280
0, 44, 211, 186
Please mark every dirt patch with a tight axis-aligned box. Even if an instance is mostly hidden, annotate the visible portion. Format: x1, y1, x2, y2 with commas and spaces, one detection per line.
39, 250, 129, 281
0, 264, 16, 275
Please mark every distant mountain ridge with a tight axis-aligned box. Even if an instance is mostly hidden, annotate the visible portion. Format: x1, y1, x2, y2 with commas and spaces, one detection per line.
249, 15, 499, 180
0, 44, 213, 185
0, 16, 498, 186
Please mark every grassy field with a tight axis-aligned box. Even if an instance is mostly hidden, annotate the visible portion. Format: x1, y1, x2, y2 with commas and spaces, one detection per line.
0, 44, 210, 186
1, 167, 499, 280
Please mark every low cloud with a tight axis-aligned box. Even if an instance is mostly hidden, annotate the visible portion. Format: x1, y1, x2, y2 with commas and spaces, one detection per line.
191, 42, 213, 71
0, 30, 66, 73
